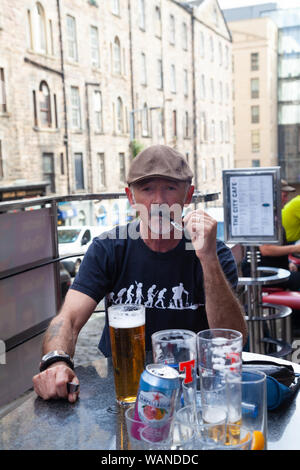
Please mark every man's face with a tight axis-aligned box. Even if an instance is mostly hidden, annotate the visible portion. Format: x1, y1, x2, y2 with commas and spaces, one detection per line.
281, 191, 289, 207
126, 177, 194, 235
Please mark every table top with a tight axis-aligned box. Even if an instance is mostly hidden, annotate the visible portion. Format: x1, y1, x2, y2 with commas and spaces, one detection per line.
1, 352, 300, 450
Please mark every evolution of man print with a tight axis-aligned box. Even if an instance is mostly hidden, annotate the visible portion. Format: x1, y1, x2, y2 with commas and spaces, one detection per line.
108, 282, 204, 310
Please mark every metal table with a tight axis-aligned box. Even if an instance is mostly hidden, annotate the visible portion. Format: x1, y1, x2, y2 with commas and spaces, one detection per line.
239, 263, 292, 356
0, 352, 299, 450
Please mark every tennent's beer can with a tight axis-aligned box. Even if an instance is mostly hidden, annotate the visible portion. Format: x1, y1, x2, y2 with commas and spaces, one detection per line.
133, 364, 180, 442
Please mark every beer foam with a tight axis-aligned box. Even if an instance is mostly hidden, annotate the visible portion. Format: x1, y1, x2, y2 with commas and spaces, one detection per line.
108, 307, 145, 329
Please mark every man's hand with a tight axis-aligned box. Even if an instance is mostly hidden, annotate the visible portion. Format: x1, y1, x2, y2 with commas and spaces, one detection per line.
183, 209, 218, 261
32, 362, 80, 403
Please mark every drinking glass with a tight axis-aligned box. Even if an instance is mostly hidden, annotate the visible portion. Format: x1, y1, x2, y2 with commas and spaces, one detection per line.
226, 369, 267, 449
151, 329, 197, 411
108, 304, 145, 405
125, 405, 174, 450
197, 328, 243, 425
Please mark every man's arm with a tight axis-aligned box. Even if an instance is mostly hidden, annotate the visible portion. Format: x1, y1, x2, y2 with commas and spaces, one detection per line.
260, 243, 300, 257
32, 289, 97, 402
184, 209, 248, 345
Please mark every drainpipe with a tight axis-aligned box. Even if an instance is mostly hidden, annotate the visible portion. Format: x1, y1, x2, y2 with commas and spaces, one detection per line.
56, 0, 71, 194
191, 11, 198, 191
128, 0, 135, 155
85, 82, 100, 192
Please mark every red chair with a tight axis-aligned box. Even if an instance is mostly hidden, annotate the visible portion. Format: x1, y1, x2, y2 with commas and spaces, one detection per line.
262, 288, 300, 310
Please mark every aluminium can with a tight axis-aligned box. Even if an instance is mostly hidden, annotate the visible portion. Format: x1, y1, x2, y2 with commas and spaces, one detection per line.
132, 364, 180, 442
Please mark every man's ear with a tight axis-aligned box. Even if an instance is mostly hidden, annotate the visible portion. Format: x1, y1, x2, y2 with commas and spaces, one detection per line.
184, 185, 194, 205
125, 186, 135, 206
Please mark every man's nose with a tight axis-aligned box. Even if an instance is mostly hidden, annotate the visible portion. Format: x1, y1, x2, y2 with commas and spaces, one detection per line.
151, 189, 165, 205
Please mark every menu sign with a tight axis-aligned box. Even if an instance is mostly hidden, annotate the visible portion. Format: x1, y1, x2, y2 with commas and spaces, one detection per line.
223, 168, 282, 245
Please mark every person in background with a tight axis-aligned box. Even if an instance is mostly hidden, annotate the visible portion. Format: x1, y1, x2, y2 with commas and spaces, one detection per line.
282, 186, 300, 244
242, 179, 300, 289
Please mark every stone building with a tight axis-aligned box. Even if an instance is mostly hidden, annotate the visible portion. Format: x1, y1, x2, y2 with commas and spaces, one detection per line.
0, 0, 233, 225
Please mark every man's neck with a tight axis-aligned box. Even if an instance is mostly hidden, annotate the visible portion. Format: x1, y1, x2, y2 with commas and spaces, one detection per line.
139, 221, 182, 252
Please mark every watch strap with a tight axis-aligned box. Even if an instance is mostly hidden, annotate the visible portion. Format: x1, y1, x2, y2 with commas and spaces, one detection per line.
39, 354, 74, 372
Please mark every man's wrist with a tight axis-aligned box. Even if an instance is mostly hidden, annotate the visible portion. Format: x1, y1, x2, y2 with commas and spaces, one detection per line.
39, 350, 74, 372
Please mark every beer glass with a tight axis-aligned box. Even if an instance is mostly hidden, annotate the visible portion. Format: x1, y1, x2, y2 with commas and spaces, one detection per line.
108, 304, 145, 405
151, 329, 197, 412
226, 369, 267, 449
197, 329, 243, 426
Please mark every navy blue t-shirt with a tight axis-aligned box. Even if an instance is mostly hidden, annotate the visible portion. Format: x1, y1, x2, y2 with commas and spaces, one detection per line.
71, 222, 238, 357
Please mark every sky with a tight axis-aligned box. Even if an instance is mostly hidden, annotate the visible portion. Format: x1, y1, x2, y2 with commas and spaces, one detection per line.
218, 0, 300, 9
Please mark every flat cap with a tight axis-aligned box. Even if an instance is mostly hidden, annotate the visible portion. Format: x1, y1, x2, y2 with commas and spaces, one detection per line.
281, 179, 295, 192
127, 145, 193, 185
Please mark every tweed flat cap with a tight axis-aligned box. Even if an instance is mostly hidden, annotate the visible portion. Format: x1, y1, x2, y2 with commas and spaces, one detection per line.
127, 145, 193, 185
281, 179, 295, 192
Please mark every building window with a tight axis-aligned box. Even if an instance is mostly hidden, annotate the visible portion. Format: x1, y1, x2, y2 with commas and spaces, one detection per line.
74, 152, 85, 190
138, 0, 146, 30
184, 111, 189, 138
220, 121, 224, 142
71, 86, 81, 129
212, 158, 216, 180
42, 153, 55, 193
184, 69, 188, 97
251, 130, 260, 152
94, 90, 103, 132
182, 22, 188, 50
200, 74, 205, 100
172, 110, 177, 137
154, 6, 162, 38
26, 9, 33, 49
219, 81, 223, 103
210, 120, 215, 142
157, 59, 163, 90
170, 14, 175, 45
199, 31, 205, 58
32, 90, 38, 126
202, 159, 207, 182
34, 3, 47, 53
66, 15, 78, 61
171, 64, 176, 93
0, 140, 3, 178
0, 68, 7, 113
116, 97, 123, 133
251, 52, 259, 71
251, 78, 259, 99
200, 113, 207, 142
112, 0, 120, 16
210, 36, 214, 62
252, 159, 260, 167
210, 78, 214, 102
39, 81, 51, 127
119, 152, 126, 183
98, 153, 106, 188
54, 94, 58, 128
60, 152, 65, 174
142, 103, 149, 136
49, 19, 54, 55
113, 36, 121, 74
251, 105, 260, 124
219, 41, 223, 66
141, 52, 147, 85
90, 26, 100, 68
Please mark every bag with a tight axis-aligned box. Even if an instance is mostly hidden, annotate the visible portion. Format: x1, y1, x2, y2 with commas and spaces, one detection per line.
242, 360, 300, 410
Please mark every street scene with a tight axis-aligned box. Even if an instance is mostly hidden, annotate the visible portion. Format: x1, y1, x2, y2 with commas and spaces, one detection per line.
1, 0, 300, 453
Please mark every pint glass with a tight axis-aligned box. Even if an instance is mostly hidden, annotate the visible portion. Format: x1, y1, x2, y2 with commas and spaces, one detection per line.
108, 304, 146, 405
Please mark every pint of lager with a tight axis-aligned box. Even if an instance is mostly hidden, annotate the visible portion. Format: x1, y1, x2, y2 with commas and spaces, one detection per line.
108, 304, 146, 405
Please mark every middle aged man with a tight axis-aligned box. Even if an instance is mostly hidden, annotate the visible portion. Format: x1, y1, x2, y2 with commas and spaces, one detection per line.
33, 145, 247, 403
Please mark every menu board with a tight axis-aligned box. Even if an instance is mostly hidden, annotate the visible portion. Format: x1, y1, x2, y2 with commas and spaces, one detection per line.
223, 168, 282, 245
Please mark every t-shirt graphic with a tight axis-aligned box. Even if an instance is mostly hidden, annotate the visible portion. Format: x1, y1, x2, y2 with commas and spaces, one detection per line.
108, 282, 203, 310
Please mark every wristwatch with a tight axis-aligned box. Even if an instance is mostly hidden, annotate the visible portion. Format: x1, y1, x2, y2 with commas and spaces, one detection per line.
39, 350, 74, 372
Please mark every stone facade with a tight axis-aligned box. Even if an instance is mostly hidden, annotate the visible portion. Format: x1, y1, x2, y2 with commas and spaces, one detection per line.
228, 17, 278, 169
0, 0, 233, 224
